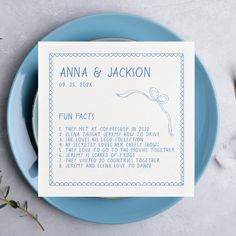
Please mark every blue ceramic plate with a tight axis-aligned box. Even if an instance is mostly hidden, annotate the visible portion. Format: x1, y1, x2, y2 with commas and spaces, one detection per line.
7, 13, 218, 224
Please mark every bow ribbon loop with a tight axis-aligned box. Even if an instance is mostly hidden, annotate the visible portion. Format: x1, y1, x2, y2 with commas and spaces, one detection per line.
149, 87, 169, 104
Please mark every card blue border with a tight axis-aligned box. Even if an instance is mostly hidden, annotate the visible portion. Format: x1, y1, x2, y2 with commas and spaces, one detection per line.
48, 53, 184, 187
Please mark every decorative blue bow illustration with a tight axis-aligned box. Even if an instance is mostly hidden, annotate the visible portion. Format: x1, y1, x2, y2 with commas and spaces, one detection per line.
116, 87, 173, 136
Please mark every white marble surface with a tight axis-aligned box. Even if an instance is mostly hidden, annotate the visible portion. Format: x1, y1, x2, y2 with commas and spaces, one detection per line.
0, 0, 236, 235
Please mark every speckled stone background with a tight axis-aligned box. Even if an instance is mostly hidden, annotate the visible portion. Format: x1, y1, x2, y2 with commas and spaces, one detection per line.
0, 0, 236, 235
